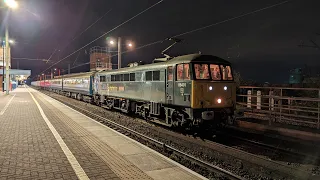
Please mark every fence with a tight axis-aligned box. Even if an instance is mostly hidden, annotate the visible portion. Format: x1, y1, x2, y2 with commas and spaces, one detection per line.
237, 86, 320, 129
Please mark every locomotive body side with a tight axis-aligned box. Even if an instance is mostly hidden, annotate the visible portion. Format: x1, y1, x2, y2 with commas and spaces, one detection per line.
95, 54, 236, 127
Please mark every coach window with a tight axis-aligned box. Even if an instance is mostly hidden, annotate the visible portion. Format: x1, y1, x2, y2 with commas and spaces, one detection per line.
153, 71, 160, 81
168, 66, 173, 80
146, 71, 152, 81
100, 75, 106, 82
130, 73, 135, 81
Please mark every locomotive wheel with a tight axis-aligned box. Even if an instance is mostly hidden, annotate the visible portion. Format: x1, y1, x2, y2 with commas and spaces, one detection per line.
141, 107, 150, 120
227, 115, 235, 125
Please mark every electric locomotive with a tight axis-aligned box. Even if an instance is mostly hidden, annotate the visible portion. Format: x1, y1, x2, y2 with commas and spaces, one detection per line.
94, 53, 236, 128
32, 53, 236, 128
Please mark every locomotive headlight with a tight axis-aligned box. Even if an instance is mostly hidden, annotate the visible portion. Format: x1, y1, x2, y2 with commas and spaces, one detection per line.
209, 86, 213, 91
224, 86, 228, 91
217, 98, 222, 104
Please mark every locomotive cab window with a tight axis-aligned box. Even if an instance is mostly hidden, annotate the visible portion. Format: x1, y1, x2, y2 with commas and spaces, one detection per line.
194, 64, 210, 80
220, 65, 233, 80
177, 64, 190, 81
167, 66, 173, 80
210, 64, 221, 80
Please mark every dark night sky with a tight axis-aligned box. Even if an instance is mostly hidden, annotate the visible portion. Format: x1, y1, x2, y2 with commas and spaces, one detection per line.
1, 0, 320, 83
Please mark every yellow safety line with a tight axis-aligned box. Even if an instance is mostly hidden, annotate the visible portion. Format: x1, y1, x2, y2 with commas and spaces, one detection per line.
0, 94, 16, 115
26, 87, 90, 180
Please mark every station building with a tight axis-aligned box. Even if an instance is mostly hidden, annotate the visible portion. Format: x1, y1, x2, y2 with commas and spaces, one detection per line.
89, 46, 112, 71
0, 46, 31, 91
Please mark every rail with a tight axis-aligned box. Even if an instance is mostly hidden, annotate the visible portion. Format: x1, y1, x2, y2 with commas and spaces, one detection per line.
38, 87, 319, 179
237, 86, 320, 129
50, 92, 244, 180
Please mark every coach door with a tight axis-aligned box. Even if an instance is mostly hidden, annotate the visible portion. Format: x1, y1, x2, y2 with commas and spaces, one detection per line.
166, 66, 174, 104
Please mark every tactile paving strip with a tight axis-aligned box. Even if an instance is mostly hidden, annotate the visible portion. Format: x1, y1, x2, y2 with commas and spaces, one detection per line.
34, 92, 152, 180
0, 91, 79, 180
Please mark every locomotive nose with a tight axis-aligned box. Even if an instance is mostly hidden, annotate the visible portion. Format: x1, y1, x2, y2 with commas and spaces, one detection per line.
191, 81, 235, 109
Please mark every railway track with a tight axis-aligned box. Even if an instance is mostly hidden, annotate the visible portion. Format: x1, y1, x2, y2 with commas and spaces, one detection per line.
214, 131, 320, 166
38, 88, 320, 180
42, 90, 243, 180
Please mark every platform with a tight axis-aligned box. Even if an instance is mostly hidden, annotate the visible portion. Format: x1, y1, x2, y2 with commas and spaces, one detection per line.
0, 86, 206, 180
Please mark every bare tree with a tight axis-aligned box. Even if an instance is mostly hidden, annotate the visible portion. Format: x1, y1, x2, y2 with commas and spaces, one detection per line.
233, 70, 242, 87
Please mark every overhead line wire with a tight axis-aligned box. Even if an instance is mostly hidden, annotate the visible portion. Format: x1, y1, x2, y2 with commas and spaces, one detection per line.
172, 0, 291, 38
60, 9, 113, 55
38, 0, 164, 76
59, 0, 292, 72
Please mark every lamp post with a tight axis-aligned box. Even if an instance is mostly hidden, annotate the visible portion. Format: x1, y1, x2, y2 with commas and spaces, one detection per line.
1, 39, 14, 92
117, 37, 121, 69
5, 23, 9, 94
2, 41, 4, 92
108, 37, 133, 69
4, 0, 18, 94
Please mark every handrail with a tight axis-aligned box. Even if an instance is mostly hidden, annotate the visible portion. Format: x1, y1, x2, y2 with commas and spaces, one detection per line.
237, 86, 320, 129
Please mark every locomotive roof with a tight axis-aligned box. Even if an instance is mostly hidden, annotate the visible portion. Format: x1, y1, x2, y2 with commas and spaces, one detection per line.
168, 54, 231, 64
32, 54, 231, 81
99, 53, 231, 74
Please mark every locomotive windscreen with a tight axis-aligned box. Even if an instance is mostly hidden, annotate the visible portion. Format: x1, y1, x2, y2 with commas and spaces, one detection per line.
194, 63, 233, 81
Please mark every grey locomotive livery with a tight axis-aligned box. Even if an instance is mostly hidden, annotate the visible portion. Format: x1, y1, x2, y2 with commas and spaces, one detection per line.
32, 53, 236, 128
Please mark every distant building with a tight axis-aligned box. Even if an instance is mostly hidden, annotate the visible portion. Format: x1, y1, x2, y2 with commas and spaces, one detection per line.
89, 46, 112, 71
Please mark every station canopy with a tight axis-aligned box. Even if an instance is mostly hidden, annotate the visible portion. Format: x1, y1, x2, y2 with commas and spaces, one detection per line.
0, 69, 31, 77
